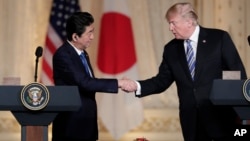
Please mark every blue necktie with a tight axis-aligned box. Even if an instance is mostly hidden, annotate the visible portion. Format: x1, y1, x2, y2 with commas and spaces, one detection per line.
186, 39, 195, 80
80, 52, 92, 77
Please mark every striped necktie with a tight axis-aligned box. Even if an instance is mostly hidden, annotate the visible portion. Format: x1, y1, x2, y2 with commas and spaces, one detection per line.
80, 52, 92, 77
186, 39, 195, 80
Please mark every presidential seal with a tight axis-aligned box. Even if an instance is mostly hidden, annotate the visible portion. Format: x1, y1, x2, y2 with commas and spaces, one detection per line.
243, 79, 250, 102
21, 82, 50, 111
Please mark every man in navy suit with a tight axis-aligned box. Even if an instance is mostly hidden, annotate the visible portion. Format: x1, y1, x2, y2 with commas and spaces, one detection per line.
52, 12, 128, 141
121, 2, 247, 141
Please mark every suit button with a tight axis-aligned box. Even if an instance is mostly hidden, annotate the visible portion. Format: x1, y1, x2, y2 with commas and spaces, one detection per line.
193, 88, 196, 92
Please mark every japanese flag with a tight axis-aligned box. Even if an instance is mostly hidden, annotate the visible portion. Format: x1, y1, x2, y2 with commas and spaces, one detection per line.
97, 0, 144, 139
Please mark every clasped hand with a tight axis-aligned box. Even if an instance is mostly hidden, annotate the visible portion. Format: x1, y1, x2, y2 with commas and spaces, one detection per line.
118, 77, 137, 92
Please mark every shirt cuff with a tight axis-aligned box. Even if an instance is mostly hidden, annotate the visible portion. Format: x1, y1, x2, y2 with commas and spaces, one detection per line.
135, 81, 141, 95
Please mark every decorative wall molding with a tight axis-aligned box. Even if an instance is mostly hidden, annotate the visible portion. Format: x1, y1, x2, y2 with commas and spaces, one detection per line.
98, 109, 183, 141
0, 109, 182, 141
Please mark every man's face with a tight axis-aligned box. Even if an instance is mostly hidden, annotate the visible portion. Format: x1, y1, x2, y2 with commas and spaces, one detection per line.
168, 14, 190, 39
76, 24, 95, 50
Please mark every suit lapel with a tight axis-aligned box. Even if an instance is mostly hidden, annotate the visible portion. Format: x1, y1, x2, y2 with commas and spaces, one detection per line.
194, 27, 208, 81
84, 51, 95, 77
178, 27, 209, 82
65, 42, 83, 68
65, 42, 95, 77
177, 40, 193, 81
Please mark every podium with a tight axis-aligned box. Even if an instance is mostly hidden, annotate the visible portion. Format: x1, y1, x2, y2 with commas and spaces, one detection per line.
210, 79, 250, 120
0, 85, 81, 141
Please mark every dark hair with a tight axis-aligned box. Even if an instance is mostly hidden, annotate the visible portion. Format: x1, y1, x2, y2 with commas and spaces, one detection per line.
66, 12, 94, 40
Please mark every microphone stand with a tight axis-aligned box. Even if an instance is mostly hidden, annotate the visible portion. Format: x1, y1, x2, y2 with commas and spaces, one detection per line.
34, 46, 43, 82
34, 56, 39, 82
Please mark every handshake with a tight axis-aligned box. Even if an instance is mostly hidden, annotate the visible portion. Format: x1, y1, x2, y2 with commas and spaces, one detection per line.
118, 77, 138, 92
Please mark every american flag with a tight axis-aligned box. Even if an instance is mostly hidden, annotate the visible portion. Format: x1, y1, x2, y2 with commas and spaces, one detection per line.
41, 0, 81, 85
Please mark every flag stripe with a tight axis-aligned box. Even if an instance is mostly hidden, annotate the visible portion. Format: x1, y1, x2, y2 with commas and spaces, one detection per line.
47, 24, 64, 49
41, 58, 53, 82
41, 0, 81, 85
45, 36, 58, 54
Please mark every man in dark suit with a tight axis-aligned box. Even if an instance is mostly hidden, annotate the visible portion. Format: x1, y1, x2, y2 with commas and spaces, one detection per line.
121, 2, 247, 141
52, 12, 128, 141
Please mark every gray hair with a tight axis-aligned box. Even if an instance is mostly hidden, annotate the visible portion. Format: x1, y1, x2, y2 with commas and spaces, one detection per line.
166, 2, 198, 25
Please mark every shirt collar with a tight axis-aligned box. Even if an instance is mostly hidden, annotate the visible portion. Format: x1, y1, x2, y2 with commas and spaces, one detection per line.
67, 40, 83, 55
189, 25, 200, 43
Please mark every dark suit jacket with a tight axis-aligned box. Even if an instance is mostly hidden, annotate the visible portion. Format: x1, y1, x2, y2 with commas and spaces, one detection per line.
137, 26, 247, 141
52, 41, 118, 141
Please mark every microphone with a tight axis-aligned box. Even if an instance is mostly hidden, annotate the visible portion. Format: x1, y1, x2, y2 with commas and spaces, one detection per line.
34, 46, 43, 82
248, 35, 250, 46
35, 46, 43, 58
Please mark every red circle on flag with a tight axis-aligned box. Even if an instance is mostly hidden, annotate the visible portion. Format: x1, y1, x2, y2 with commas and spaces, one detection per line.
97, 12, 137, 74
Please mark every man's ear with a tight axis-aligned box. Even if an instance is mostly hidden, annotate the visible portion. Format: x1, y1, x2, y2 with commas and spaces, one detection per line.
187, 19, 194, 27
72, 33, 78, 41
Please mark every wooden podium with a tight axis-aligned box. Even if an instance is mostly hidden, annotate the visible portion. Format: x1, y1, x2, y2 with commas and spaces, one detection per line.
0, 85, 81, 141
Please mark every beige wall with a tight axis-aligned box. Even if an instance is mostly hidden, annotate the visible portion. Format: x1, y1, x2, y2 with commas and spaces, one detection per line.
0, 0, 250, 141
